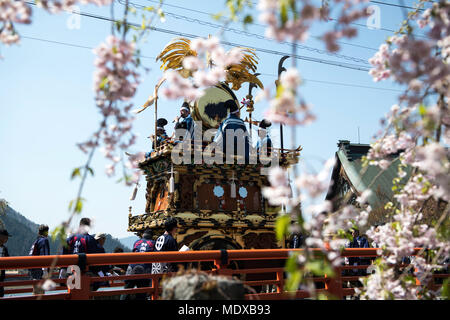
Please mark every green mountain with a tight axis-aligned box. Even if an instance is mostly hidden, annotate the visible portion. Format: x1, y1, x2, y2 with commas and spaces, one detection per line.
102, 234, 131, 253
119, 235, 139, 249
0, 205, 130, 256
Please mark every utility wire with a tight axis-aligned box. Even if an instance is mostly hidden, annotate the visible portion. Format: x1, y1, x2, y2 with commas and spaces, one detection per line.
144, 0, 379, 51
369, 0, 426, 12
258, 72, 403, 92
26, 1, 371, 72
222, 40, 371, 71
118, 0, 371, 65
20, 34, 402, 93
328, 17, 428, 39
250, 0, 428, 11
150, 0, 429, 40
21, 35, 157, 59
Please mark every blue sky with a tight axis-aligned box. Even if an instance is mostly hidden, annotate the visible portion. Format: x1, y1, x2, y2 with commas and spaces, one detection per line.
0, 1, 422, 239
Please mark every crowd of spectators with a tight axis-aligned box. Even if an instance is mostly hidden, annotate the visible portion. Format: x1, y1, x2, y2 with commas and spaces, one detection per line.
0, 216, 180, 299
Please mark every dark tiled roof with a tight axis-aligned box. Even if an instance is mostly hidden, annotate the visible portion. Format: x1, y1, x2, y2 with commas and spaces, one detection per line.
337, 140, 371, 161
326, 140, 412, 208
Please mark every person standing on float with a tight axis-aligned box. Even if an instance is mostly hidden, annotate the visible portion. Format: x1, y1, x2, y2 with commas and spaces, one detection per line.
213, 101, 251, 163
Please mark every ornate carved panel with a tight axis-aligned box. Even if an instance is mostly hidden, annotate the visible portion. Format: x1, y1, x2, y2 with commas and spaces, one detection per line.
153, 181, 169, 212
179, 175, 194, 210
197, 183, 220, 211
243, 232, 278, 249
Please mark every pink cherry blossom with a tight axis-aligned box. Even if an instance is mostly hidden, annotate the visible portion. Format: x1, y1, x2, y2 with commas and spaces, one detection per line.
279, 68, 301, 90
0, 0, 32, 45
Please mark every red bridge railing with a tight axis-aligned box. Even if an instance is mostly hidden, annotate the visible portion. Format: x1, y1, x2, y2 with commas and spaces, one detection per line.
0, 248, 447, 300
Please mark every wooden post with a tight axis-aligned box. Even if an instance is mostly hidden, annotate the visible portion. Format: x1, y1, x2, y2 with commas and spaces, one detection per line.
213, 259, 222, 276
154, 96, 158, 150
152, 274, 160, 300
325, 265, 344, 300
68, 272, 91, 300
249, 111, 252, 139
280, 123, 284, 154
276, 270, 284, 294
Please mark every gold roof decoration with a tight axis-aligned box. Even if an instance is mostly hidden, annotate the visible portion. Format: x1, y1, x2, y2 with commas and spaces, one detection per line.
225, 47, 263, 90
156, 37, 263, 90
156, 37, 197, 78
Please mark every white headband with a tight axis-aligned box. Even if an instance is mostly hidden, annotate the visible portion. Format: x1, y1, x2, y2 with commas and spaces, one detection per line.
180, 106, 190, 112
157, 127, 164, 130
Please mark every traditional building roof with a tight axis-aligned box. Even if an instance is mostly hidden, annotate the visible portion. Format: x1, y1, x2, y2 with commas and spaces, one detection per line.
325, 140, 412, 210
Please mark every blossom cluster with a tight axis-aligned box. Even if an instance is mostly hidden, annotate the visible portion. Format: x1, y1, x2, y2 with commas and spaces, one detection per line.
263, 157, 369, 270
303, 197, 371, 268
254, 1, 371, 128
77, 35, 142, 184
296, 158, 334, 200
257, 0, 369, 51
93, 35, 140, 103
366, 130, 415, 170
368, 2, 450, 106
357, 268, 419, 300
36, 0, 113, 14
262, 67, 316, 126
261, 167, 293, 207
258, 0, 317, 42
0, 0, 113, 46
413, 143, 450, 202
367, 103, 449, 203
0, 0, 31, 45
362, 199, 449, 300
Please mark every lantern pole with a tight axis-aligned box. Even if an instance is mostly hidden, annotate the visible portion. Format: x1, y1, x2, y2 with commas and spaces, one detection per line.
154, 93, 158, 149
276, 56, 290, 156
246, 73, 260, 139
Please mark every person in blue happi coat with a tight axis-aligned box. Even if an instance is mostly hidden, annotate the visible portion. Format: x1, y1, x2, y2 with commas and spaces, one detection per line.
145, 118, 169, 159
29, 224, 51, 280
58, 218, 98, 285
121, 229, 155, 300
346, 229, 369, 276
256, 119, 272, 158
213, 100, 251, 163
151, 218, 179, 275
63, 218, 98, 255
0, 229, 11, 297
174, 102, 194, 141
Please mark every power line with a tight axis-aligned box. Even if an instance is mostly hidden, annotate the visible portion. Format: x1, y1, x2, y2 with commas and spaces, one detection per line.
259, 72, 403, 93
144, 0, 379, 52
118, 0, 371, 65
26, 2, 371, 72
20, 35, 156, 59
21, 35, 93, 51
150, 0, 429, 41
221, 40, 371, 71
249, 0, 428, 11
329, 17, 429, 39
369, 0, 426, 12
20, 35, 402, 93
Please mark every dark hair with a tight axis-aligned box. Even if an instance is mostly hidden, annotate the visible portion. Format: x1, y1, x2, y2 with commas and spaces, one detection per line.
38, 224, 49, 235
143, 229, 153, 239
164, 218, 178, 232
225, 99, 239, 113
80, 218, 91, 226
181, 102, 190, 111
114, 247, 124, 253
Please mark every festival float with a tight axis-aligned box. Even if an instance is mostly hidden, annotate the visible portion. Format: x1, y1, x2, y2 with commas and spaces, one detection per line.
127, 37, 301, 252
